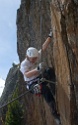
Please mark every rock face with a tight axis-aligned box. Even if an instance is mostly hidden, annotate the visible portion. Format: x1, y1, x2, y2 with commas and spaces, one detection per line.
0, 64, 20, 124
16, 0, 78, 125
17, 0, 52, 64
0, 0, 78, 125
17, 0, 56, 125
50, 0, 78, 125
0, 65, 19, 106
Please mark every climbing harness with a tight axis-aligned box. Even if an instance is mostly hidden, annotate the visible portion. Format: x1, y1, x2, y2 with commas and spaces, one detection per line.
27, 77, 56, 94
0, 77, 56, 110
29, 83, 42, 95
33, 84, 42, 94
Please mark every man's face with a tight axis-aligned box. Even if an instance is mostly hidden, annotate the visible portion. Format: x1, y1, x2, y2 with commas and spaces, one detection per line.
27, 56, 38, 63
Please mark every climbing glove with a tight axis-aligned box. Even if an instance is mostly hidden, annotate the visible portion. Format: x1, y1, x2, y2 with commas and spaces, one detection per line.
37, 62, 45, 73
48, 29, 53, 38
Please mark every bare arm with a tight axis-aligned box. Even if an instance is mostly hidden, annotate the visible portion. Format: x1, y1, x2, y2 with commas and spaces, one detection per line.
42, 37, 51, 52
24, 69, 39, 78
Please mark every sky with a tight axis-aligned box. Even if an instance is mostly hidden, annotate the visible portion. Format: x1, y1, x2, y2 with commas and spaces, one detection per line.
0, 0, 21, 96
0, 0, 21, 80
0, 78, 5, 97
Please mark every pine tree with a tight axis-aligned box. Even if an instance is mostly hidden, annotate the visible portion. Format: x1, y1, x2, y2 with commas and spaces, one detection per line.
5, 88, 23, 125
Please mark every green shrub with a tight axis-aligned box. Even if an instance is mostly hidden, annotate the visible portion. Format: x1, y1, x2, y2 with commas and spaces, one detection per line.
5, 88, 24, 125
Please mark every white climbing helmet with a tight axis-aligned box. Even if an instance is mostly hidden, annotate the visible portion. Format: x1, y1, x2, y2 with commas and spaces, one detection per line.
26, 47, 39, 58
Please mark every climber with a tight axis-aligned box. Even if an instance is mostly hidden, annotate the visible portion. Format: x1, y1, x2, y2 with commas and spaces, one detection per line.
20, 30, 61, 124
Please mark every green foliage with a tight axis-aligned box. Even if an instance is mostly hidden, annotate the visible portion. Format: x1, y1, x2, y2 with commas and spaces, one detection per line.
5, 88, 24, 125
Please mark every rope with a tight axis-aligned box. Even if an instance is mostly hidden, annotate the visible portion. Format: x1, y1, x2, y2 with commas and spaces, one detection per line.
0, 78, 56, 110
0, 91, 29, 110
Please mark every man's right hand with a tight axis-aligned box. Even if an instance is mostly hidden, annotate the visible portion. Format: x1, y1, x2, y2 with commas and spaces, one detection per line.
37, 62, 45, 73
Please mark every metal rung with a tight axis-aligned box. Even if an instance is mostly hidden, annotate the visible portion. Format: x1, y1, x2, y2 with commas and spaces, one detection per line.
40, 78, 56, 84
